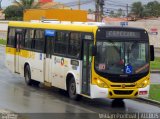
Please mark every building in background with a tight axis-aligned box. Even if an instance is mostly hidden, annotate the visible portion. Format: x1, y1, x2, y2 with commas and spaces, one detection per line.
0, 10, 5, 20
24, 9, 87, 22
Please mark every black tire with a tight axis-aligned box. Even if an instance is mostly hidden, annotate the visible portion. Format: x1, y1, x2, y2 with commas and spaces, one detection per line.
114, 98, 124, 102
24, 65, 33, 86
112, 98, 125, 108
68, 77, 81, 100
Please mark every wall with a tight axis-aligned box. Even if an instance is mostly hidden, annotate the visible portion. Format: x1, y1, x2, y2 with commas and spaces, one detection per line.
0, 21, 8, 40
105, 20, 160, 48
1, 20, 160, 49
23, 9, 87, 22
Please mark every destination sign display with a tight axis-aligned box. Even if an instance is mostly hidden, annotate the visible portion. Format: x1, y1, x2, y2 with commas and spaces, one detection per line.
96, 28, 148, 40
106, 31, 140, 38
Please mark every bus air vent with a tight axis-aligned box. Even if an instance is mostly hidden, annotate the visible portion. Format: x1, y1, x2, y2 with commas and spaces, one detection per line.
113, 90, 133, 95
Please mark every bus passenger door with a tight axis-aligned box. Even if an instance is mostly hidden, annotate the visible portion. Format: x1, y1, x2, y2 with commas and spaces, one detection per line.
44, 36, 53, 83
82, 40, 93, 95
15, 33, 22, 73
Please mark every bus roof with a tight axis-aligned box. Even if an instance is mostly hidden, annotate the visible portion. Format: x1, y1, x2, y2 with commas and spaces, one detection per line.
8, 21, 146, 33
8, 21, 98, 32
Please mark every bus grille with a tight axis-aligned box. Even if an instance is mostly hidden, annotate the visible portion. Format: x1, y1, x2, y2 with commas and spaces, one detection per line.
111, 84, 135, 88
113, 90, 133, 95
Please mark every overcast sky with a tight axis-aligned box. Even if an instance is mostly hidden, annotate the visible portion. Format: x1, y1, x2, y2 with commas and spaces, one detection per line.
2, 0, 160, 10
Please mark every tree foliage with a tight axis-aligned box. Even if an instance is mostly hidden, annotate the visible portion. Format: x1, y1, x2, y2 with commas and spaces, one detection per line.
3, 5, 23, 20
131, 1, 160, 18
14, 0, 40, 10
3, 0, 40, 20
131, 2, 144, 18
109, 9, 125, 18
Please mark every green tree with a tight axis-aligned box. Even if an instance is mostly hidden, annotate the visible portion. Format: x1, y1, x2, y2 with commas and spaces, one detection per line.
145, 1, 160, 17
116, 8, 123, 17
131, 2, 144, 18
3, 5, 23, 20
14, 0, 40, 10
3, 0, 40, 20
88, 9, 94, 14
109, 10, 115, 17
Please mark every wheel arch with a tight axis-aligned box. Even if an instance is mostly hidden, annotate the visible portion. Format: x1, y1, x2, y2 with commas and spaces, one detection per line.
66, 73, 74, 91
24, 62, 31, 77
66, 71, 81, 94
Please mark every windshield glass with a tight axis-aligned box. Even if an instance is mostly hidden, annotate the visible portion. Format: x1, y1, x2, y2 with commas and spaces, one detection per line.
95, 41, 149, 75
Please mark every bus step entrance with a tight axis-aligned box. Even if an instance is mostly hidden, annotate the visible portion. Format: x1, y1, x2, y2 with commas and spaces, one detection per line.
82, 79, 90, 96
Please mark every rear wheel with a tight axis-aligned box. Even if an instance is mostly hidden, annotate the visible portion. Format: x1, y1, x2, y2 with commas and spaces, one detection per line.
68, 77, 81, 100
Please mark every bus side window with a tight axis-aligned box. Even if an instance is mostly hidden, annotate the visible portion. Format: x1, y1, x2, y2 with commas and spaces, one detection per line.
24, 29, 34, 49
33, 29, 44, 52
7, 28, 16, 47
68, 32, 81, 58
54, 31, 69, 55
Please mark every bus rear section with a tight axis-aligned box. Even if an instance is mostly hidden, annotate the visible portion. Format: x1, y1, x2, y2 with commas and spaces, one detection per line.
89, 27, 154, 99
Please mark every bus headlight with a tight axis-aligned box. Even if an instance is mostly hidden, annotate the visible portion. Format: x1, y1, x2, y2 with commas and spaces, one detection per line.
96, 78, 109, 88
137, 79, 149, 88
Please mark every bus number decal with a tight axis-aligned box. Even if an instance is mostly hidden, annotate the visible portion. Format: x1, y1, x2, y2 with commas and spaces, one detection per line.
99, 64, 106, 70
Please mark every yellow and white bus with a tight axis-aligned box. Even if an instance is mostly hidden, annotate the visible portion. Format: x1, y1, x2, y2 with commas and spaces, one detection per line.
6, 21, 154, 100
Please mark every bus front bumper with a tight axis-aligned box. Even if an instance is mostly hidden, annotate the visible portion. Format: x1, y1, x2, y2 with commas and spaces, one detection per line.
90, 84, 150, 99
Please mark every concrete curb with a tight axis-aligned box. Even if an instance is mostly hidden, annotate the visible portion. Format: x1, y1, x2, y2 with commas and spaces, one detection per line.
0, 44, 5, 47
0, 109, 23, 119
150, 70, 160, 73
134, 98, 160, 107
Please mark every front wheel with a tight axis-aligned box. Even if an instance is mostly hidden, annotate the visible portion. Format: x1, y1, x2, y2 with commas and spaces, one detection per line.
114, 98, 124, 102
68, 77, 81, 100
24, 65, 33, 86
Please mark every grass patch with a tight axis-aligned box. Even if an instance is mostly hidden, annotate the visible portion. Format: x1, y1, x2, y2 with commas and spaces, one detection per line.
150, 57, 160, 70
0, 39, 6, 45
149, 84, 160, 102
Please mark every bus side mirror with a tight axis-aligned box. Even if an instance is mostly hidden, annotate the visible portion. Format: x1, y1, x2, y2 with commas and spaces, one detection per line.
92, 46, 97, 56
150, 45, 154, 61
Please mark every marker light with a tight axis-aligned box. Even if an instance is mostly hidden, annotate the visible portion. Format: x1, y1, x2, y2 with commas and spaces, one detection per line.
96, 78, 109, 88
137, 79, 149, 88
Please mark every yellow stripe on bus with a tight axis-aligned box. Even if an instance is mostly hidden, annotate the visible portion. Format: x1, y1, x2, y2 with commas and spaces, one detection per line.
6, 47, 35, 59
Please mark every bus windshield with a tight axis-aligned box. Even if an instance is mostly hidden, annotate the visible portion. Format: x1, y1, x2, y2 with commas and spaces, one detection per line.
95, 41, 149, 75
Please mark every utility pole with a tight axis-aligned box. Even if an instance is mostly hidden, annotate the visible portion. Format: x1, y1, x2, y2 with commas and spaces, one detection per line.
95, 0, 99, 22
0, 0, 2, 10
78, 0, 80, 10
95, 0, 104, 22
126, 4, 129, 21
99, 0, 104, 22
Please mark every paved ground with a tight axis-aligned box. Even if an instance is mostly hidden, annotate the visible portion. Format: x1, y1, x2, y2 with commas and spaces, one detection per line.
1, 46, 160, 119
155, 48, 160, 57
150, 73, 160, 84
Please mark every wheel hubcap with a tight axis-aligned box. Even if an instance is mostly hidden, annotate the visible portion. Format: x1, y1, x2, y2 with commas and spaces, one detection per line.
70, 83, 75, 94
25, 71, 29, 82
